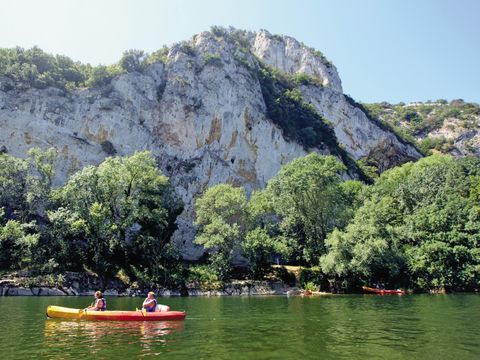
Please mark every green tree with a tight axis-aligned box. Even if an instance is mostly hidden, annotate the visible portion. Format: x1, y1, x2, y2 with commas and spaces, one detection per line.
243, 190, 292, 278
194, 184, 247, 280
145, 46, 170, 65
321, 154, 480, 291
267, 153, 351, 264
51, 151, 181, 278
320, 196, 406, 289
26, 147, 57, 216
119, 49, 147, 73
85, 64, 121, 87
45, 207, 89, 271
0, 153, 28, 218
0, 209, 39, 270
243, 227, 290, 278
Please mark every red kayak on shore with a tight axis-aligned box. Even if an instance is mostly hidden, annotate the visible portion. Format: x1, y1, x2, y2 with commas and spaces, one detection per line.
362, 286, 406, 295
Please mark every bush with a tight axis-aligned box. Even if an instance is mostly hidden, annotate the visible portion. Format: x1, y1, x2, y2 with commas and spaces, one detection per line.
178, 42, 196, 57
145, 46, 169, 65
188, 265, 222, 290
299, 267, 324, 288
56, 273, 65, 287
0, 45, 167, 91
44, 274, 56, 287
292, 73, 322, 86
203, 53, 223, 67
361, 100, 480, 157
210, 26, 228, 38
119, 49, 147, 73
303, 281, 317, 292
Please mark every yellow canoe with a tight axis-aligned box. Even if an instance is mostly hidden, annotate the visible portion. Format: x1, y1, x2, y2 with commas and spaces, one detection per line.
47, 305, 84, 320
46, 305, 186, 321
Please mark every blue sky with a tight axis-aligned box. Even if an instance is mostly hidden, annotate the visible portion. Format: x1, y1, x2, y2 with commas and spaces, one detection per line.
1, 0, 478, 104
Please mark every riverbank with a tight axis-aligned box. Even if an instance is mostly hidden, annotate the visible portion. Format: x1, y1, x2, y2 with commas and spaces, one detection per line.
0, 271, 323, 297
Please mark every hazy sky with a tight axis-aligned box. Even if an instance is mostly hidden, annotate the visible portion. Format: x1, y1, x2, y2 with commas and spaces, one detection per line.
1, 0, 479, 103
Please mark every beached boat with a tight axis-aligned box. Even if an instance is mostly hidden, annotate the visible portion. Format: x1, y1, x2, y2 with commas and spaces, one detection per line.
362, 286, 406, 295
46, 305, 186, 321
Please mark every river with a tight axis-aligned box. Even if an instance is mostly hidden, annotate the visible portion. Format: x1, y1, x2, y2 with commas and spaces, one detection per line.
0, 294, 479, 359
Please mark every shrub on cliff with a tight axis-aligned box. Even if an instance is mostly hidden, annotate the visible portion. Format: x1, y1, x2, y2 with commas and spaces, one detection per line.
0, 47, 87, 90
257, 63, 338, 152
119, 49, 147, 73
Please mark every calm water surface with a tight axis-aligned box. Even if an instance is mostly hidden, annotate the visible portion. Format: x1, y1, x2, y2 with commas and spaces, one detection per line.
0, 294, 479, 359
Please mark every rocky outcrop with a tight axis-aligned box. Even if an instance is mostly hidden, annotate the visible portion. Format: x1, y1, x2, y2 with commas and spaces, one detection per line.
0, 273, 304, 296
299, 87, 421, 169
0, 28, 422, 259
430, 118, 480, 157
250, 30, 342, 92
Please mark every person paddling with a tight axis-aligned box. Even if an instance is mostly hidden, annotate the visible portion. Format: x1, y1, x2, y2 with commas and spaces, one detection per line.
86, 291, 106, 311
142, 291, 158, 312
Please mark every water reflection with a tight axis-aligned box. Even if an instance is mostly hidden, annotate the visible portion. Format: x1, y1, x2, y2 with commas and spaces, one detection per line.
44, 319, 184, 357
1, 295, 478, 359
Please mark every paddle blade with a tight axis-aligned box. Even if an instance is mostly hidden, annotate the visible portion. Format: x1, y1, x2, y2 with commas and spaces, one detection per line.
78, 309, 85, 320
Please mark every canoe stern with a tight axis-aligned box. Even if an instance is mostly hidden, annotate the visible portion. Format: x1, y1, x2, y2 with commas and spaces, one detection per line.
47, 306, 83, 320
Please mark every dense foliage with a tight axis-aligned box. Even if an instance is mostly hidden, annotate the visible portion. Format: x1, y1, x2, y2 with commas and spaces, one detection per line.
1, 148, 479, 292
195, 153, 479, 292
194, 184, 248, 280
49, 152, 183, 280
321, 155, 480, 292
0, 46, 167, 91
256, 64, 368, 180
257, 64, 337, 151
0, 150, 182, 285
266, 154, 362, 263
195, 154, 363, 280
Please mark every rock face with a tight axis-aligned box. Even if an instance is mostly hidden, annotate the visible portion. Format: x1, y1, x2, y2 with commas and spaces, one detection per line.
251, 30, 342, 92
0, 271, 302, 296
0, 29, 422, 259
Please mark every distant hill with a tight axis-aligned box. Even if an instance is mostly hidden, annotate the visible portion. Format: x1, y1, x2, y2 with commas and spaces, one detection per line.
363, 100, 480, 157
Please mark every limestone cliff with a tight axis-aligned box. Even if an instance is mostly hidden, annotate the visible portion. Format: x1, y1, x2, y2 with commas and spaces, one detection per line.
0, 28, 422, 259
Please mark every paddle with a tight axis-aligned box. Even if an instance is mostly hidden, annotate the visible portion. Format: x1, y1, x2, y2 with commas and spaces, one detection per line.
78, 308, 86, 320
136, 307, 147, 317
79, 299, 96, 320
142, 308, 146, 316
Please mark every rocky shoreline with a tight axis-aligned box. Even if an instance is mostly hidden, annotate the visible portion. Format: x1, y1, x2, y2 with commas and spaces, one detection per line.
0, 271, 311, 297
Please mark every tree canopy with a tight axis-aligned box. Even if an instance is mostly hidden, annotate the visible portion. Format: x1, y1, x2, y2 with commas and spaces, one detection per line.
320, 155, 480, 291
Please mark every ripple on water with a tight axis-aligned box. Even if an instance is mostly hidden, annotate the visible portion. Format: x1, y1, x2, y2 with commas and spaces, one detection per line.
0, 295, 479, 359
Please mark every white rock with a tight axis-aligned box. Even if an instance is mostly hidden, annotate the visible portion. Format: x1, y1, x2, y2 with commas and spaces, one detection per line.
251, 29, 343, 92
